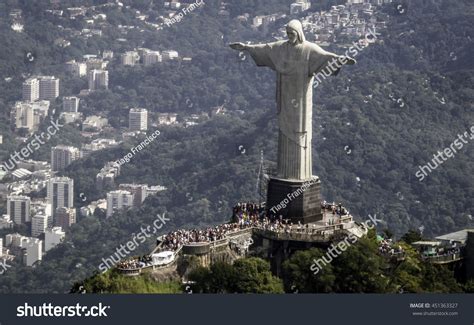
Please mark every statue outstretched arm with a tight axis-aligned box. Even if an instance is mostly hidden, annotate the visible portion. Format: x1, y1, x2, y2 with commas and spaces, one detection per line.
229, 42, 249, 51
308, 43, 356, 76
229, 42, 277, 70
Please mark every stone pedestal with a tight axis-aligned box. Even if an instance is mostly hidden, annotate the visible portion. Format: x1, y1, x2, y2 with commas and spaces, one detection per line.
266, 176, 323, 224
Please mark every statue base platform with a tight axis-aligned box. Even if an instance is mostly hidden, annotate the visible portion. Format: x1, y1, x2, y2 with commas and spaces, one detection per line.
266, 176, 323, 224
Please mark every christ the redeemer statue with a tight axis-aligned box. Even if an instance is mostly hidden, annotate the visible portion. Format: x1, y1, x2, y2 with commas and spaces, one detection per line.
230, 20, 355, 181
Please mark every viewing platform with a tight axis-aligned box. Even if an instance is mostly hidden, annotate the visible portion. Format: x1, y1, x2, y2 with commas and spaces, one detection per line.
117, 202, 367, 275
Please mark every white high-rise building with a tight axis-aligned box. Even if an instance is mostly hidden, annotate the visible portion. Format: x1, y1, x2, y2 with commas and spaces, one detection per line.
38, 76, 59, 100
65, 60, 87, 77
106, 190, 133, 217
22, 78, 39, 102
51, 145, 81, 171
88, 69, 109, 90
129, 108, 148, 131
7, 195, 31, 224
45, 227, 65, 252
5, 234, 42, 266
23, 238, 42, 266
143, 50, 162, 66
11, 101, 35, 131
121, 51, 139, 66
47, 177, 74, 216
63, 96, 80, 112
54, 207, 76, 230
31, 213, 48, 237
11, 101, 50, 132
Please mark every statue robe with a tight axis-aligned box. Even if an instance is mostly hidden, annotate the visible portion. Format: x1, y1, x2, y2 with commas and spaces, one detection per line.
247, 40, 340, 180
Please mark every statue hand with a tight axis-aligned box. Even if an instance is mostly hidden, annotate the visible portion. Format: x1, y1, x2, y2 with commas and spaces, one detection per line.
229, 42, 247, 51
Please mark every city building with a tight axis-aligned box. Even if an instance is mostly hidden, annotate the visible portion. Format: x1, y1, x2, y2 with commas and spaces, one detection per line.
38, 76, 60, 100
60, 112, 83, 124
121, 51, 139, 66
54, 207, 76, 230
81, 138, 119, 156
16, 160, 50, 172
129, 108, 148, 131
7, 195, 31, 224
86, 58, 108, 72
290, 1, 311, 15
51, 145, 81, 171
88, 69, 109, 90
11, 101, 35, 131
143, 50, 162, 66
161, 50, 179, 60
47, 177, 74, 217
157, 113, 178, 125
63, 96, 80, 112
102, 50, 114, 60
118, 184, 166, 208
45, 227, 65, 252
0, 214, 14, 229
11, 100, 51, 132
96, 162, 121, 191
30, 200, 52, 227
118, 184, 147, 208
5, 234, 42, 266
31, 213, 48, 237
65, 60, 87, 77
106, 190, 133, 217
22, 78, 39, 102
23, 238, 42, 266
80, 199, 107, 217
82, 115, 108, 132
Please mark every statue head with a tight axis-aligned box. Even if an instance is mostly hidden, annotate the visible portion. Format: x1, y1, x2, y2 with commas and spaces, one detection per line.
286, 20, 305, 45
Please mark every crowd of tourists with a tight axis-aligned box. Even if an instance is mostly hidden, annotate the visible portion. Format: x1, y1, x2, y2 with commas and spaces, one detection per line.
321, 201, 349, 216
157, 201, 353, 252
117, 255, 152, 270
159, 222, 252, 251
378, 237, 405, 258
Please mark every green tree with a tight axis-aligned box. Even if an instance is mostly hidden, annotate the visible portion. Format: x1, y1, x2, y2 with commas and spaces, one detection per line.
282, 248, 335, 293
232, 257, 284, 293
332, 236, 391, 293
